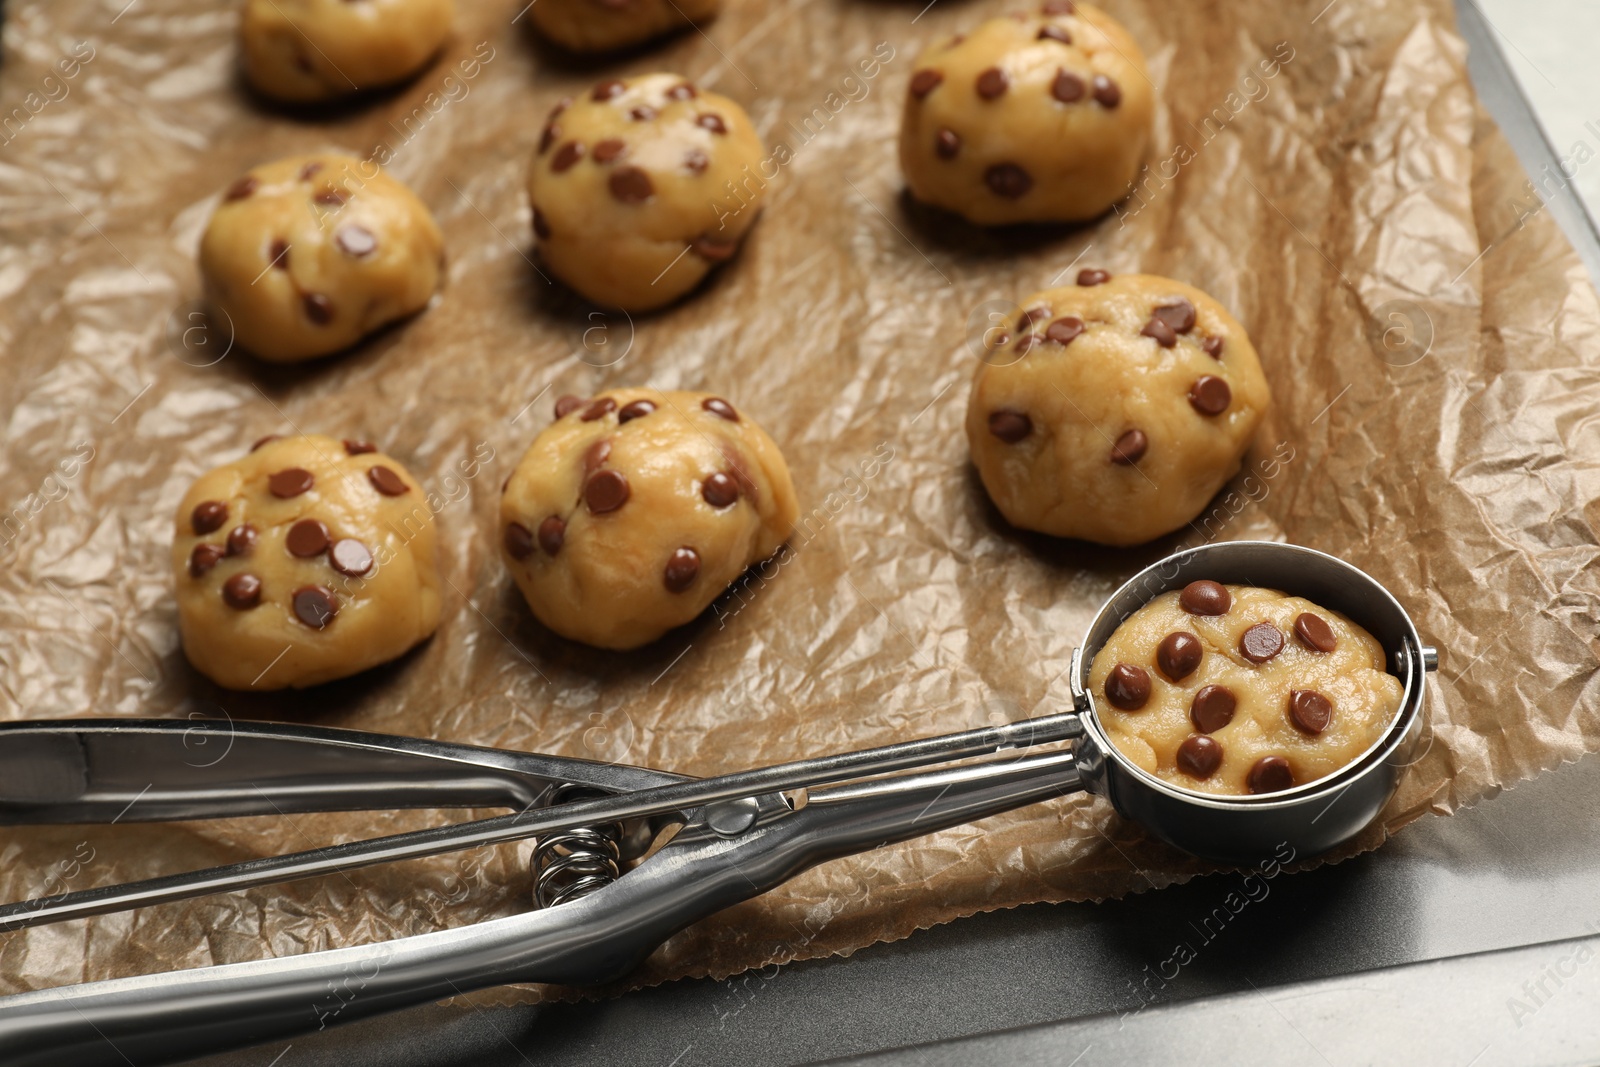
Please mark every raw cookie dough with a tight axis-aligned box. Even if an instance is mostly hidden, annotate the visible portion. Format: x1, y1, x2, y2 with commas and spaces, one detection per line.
527, 74, 766, 312
1090, 581, 1404, 796
965, 271, 1270, 546
174, 434, 441, 690
899, 2, 1154, 225
527, 0, 719, 54
501, 388, 798, 649
200, 152, 443, 362
241, 0, 454, 103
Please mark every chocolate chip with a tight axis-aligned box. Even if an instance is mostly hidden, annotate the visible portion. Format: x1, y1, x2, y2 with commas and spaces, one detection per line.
1157, 631, 1203, 681
1152, 299, 1196, 335
1014, 334, 1040, 356
292, 585, 338, 629
189, 542, 225, 578
609, 166, 654, 203
693, 234, 739, 261
1077, 268, 1111, 286
1052, 69, 1085, 103
985, 163, 1032, 199
582, 438, 612, 473
367, 465, 408, 496
298, 161, 323, 180
312, 189, 346, 206
1104, 663, 1151, 710
1092, 74, 1121, 108
224, 175, 258, 201
910, 69, 944, 99
1038, 25, 1072, 44
593, 80, 625, 101
593, 138, 627, 163
1179, 580, 1231, 616
1289, 689, 1333, 734
976, 66, 1009, 99
335, 225, 377, 257
504, 521, 534, 560
935, 128, 961, 159
1110, 428, 1148, 465
702, 472, 739, 507
225, 524, 257, 557
268, 238, 290, 269
1141, 316, 1177, 347
1202, 335, 1225, 359
1247, 756, 1294, 794
585, 469, 629, 513
192, 500, 229, 534
268, 468, 314, 498
1176, 734, 1223, 778
1190, 684, 1237, 733
1045, 316, 1084, 346
285, 519, 329, 558
696, 113, 728, 135
343, 439, 376, 455
684, 148, 710, 174
666, 82, 697, 101
1294, 612, 1337, 653
329, 538, 374, 577
1239, 622, 1285, 663
664, 546, 701, 592
628, 105, 657, 121
618, 399, 657, 422
303, 292, 334, 325
988, 410, 1032, 443
251, 434, 281, 452
1018, 306, 1050, 329
1188, 375, 1232, 416
555, 394, 585, 418
582, 397, 617, 421
538, 516, 565, 555
222, 573, 262, 610
552, 141, 584, 173
702, 397, 739, 421
539, 121, 560, 154
1041, 0, 1075, 12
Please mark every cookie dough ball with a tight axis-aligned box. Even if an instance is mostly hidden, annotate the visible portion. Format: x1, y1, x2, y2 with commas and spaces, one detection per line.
966, 271, 1270, 546
1090, 582, 1404, 796
200, 153, 443, 362
527, 75, 765, 312
241, 0, 454, 103
173, 434, 441, 689
527, 0, 719, 54
501, 389, 798, 649
899, 3, 1153, 225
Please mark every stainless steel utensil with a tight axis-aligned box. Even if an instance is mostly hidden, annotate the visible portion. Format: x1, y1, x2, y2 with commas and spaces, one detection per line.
0, 541, 1435, 1066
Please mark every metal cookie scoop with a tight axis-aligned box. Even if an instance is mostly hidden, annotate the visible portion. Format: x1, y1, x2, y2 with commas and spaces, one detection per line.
0, 541, 1435, 1066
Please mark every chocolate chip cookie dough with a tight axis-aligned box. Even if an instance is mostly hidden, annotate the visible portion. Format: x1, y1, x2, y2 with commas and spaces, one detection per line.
966, 271, 1270, 546
174, 435, 441, 690
527, 75, 766, 312
501, 389, 798, 649
1090, 581, 1404, 796
899, 3, 1153, 225
200, 153, 443, 362
241, 0, 454, 103
527, 0, 720, 54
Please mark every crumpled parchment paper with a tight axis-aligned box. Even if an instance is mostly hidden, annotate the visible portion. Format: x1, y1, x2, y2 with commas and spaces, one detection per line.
1, 0, 1598, 1008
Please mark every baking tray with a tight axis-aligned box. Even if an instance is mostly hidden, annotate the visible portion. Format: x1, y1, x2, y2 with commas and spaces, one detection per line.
173, 1, 1600, 1064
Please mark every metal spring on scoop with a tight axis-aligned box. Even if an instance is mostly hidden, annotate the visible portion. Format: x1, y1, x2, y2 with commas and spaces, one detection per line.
533, 783, 623, 909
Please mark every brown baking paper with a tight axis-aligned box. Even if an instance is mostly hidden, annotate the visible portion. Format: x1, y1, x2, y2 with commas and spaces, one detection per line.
1, 0, 1598, 1010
